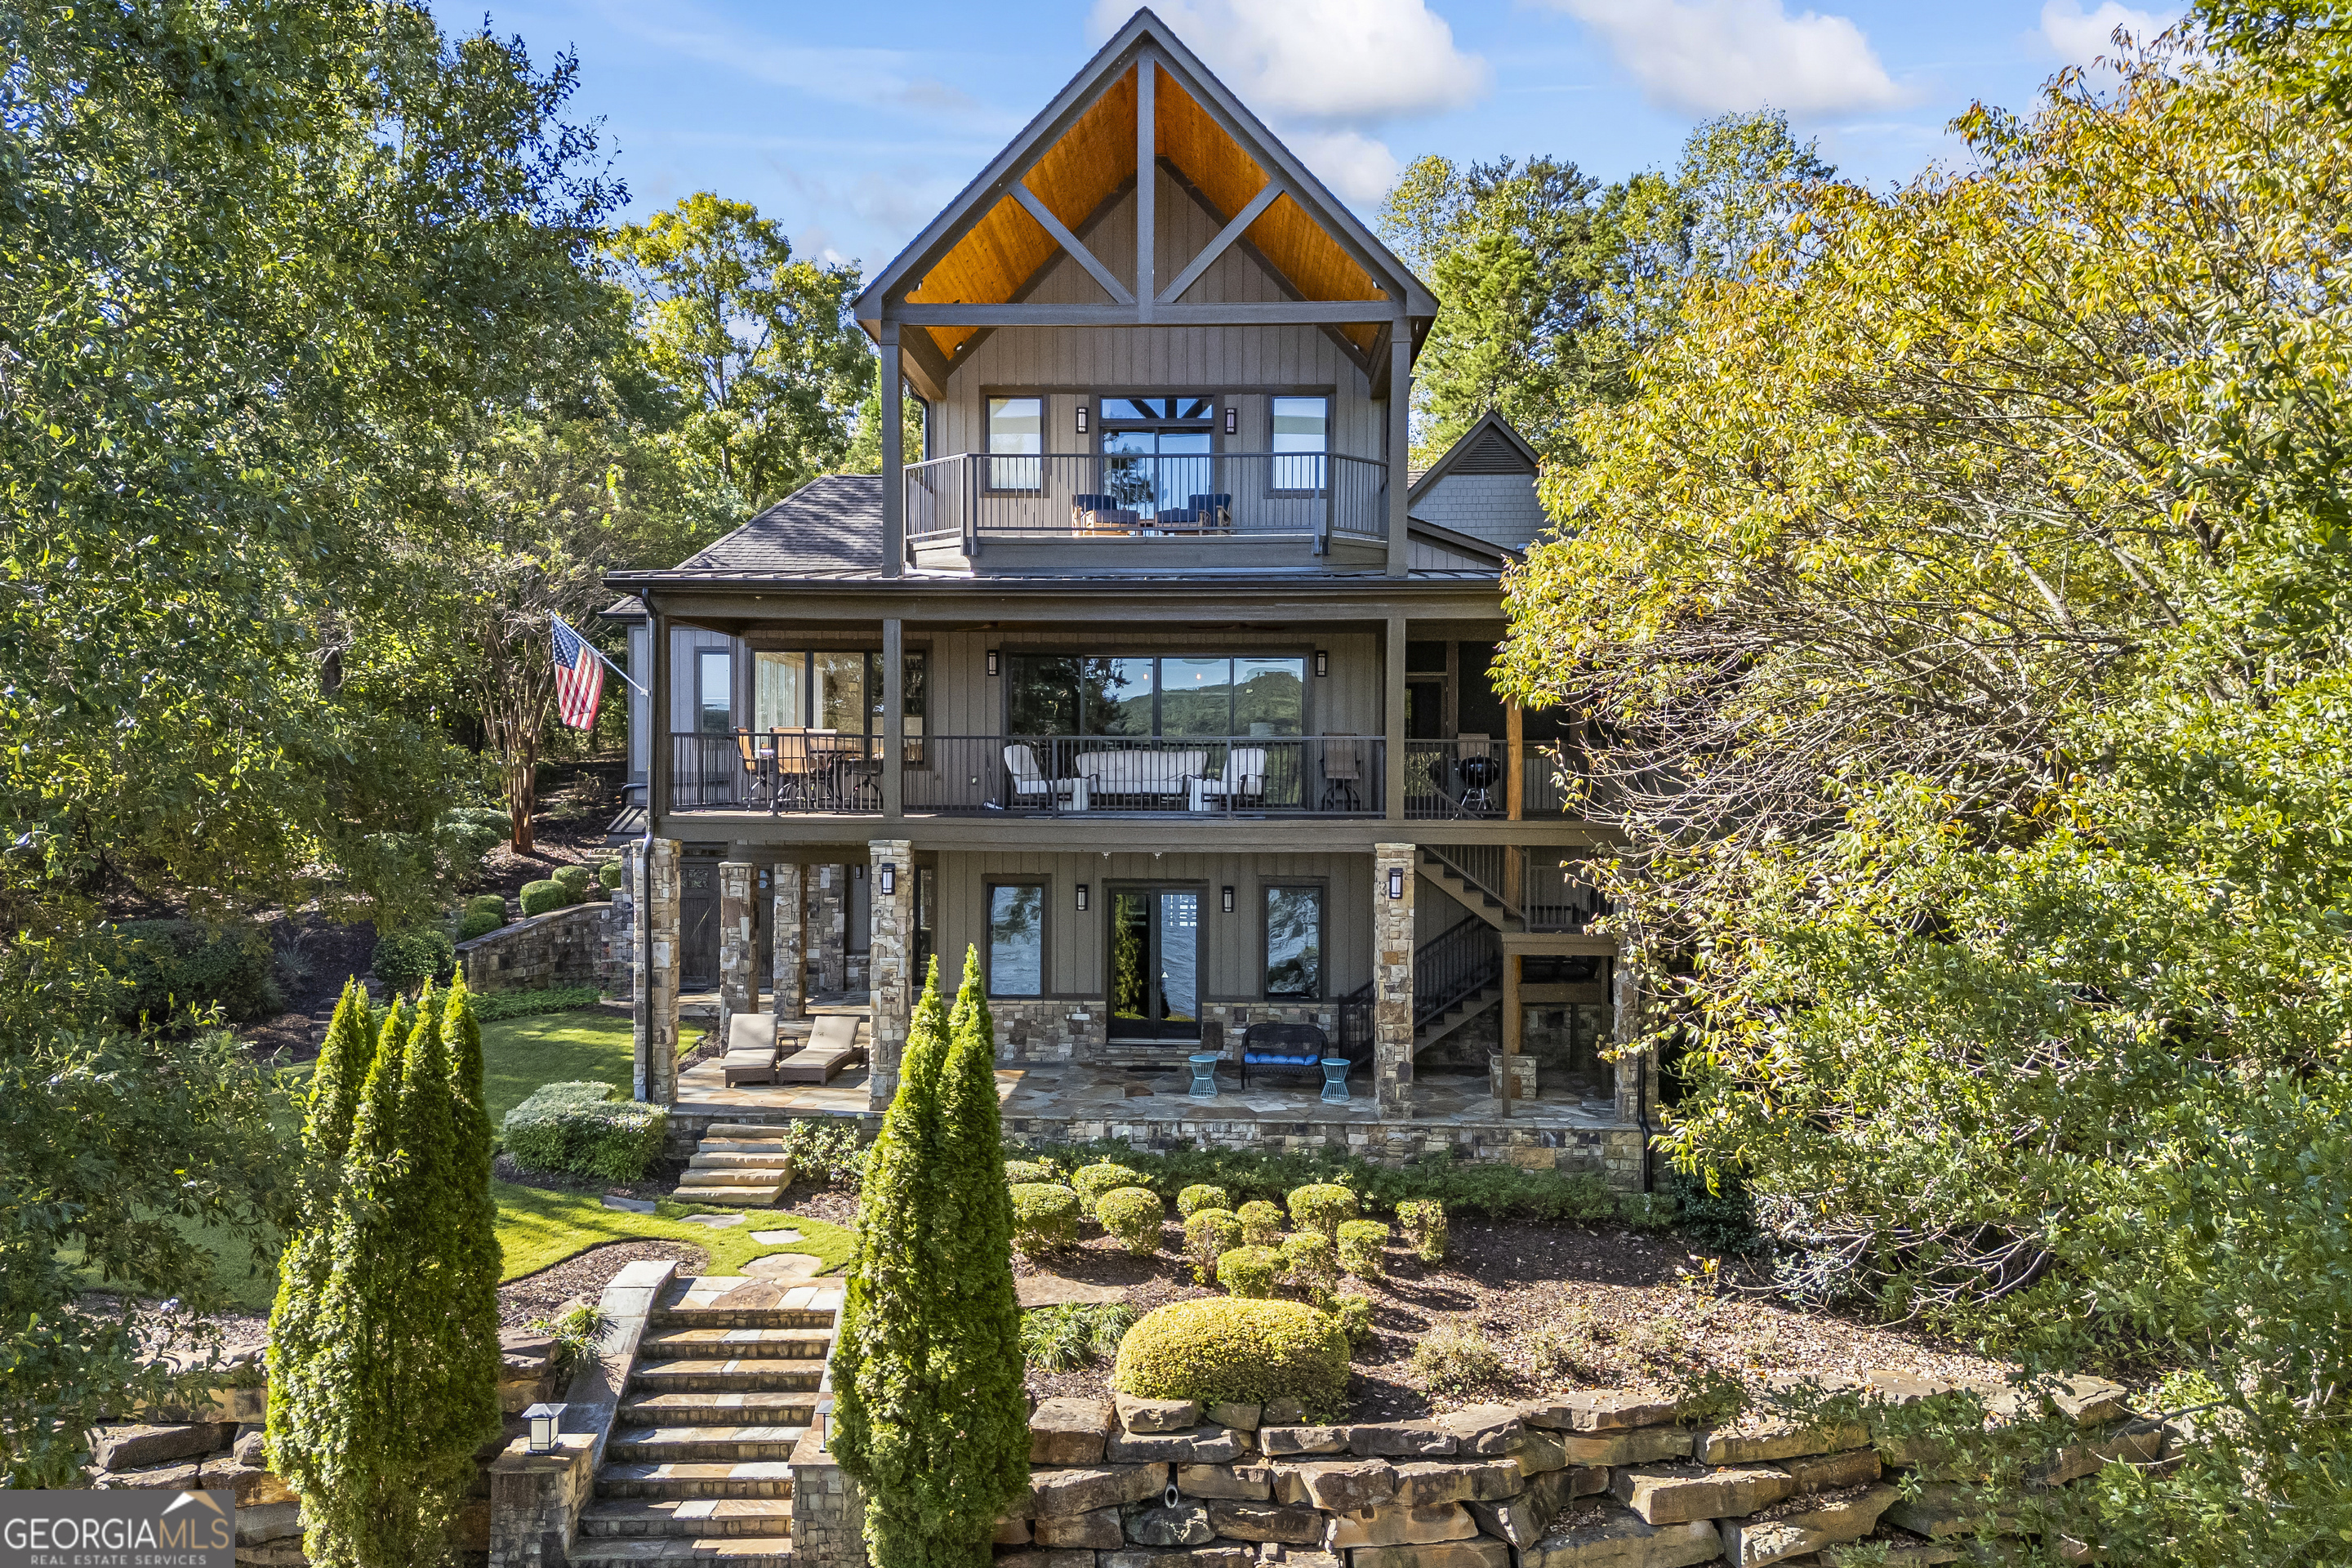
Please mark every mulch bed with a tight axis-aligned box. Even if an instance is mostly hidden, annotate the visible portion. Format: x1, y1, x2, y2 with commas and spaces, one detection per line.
497, 1241, 707, 1329
1018, 1216, 2015, 1421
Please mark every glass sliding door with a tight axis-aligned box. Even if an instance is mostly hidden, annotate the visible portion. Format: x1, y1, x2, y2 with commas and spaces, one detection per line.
1108, 888, 1201, 1040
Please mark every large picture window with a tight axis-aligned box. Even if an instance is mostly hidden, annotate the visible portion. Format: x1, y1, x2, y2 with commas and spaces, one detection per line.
988, 882, 1046, 996
988, 396, 1042, 491
1264, 884, 1323, 1000
1006, 654, 1302, 737
751, 648, 927, 760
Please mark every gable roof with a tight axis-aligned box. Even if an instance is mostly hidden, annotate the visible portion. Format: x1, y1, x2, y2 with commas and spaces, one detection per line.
1405, 412, 1542, 511
856, 7, 1437, 390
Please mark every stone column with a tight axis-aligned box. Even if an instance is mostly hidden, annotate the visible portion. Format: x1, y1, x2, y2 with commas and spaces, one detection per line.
811, 864, 848, 996
717, 860, 755, 1043
788, 1429, 867, 1568
605, 853, 637, 997
771, 862, 805, 1021
866, 840, 914, 1112
1610, 953, 1655, 1187
632, 838, 682, 1105
1374, 843, 1416, 1117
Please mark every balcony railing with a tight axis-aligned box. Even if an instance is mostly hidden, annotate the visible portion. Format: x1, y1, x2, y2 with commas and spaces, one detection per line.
903, 451, 1388, 548
1405, 739, 1582, 820
1423, 844, 1608, 933
670, 733, 1387, 817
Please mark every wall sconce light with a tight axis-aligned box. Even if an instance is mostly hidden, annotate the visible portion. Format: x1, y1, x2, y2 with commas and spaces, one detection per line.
1076, 405, 1089, 434
524, 1403, 566, 1454
1387, 866, 1405, 900
1076, 883, 1089, 911
1223, 406, 1237, 435
986, 649, 1000, 678
878, 863, 897, 897
1314, 650, 1329, 678
1221, 885, 1236, 914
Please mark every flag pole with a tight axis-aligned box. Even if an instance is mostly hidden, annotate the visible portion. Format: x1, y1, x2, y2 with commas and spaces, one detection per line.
553, 612, 648, 696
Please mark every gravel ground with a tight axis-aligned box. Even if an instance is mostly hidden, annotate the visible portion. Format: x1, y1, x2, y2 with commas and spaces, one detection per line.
1018, 1216, 2016, 1420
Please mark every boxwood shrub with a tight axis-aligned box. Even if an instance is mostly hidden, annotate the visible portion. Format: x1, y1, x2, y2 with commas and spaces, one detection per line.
465, 893, 509, 923
1281, 1232, 1338, 1303
1217, 1246, 1280, 1298
1011, 1183, 1082, 1254
1336, 1219, 1391, 1279
554, 864, 594, 894
1236, 1200, 1284, 1248
518, 879, 573, 917
457, 910, 502, 942
1071, 1160, 1146, 1217
1111, 1297, 1348, 1414
1176, 1183, 1230, 1218
1005, 1158, 1062, 1186
1396, 1199, 1448, 1263
598, 861, 622, 890
1184, 1209, 1241, 1284
1287, 1183, 1359, 1238
1097, 1187, 1165, 1255
372, 926, 457, 994
501, 1080, 668, 1181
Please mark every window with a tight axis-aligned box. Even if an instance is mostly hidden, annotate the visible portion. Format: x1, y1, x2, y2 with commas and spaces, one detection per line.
988, 883, 1046, 996
754, 652, 802, 733
813, 652, 865, 735
988, 396, 1042, 491
1271, 395, 1328, 493
746, 649, 925, 755
1007, 655, 1152, 736
1101, 396, 1215, 514
1265, 884, 1323, 999
1010, 654, 1303, 737
697, 649, 733, 736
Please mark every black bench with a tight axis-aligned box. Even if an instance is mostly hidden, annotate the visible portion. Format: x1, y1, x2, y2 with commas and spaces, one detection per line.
1240, 1021, 1339, 1089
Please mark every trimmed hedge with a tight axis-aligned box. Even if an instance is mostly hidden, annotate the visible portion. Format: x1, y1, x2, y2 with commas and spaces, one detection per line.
1330, 1294, 1374, 1348
1237, 1200, 1284, 1248
598, 861, 622, 890
1216, 1247, 1279, 1299
518, 880, 573, 917
501, 1080, 667, 1181
1336, 1219, 1391, 1279
1097, 1187, 1165, 1255
1397, 1199, 1448, 1263
1184, 1209, 1241, 1284
553, 865, 594, 896
1071, 1161, 1146, 1217
109, 919, 282, 1027
1011, 1183, 1081, 1254
1005, 1159, 1062, 1186
470, 985, 600, 1023
457, 910, 502, 942
465, 894, 509, 922
1177, 1183, 1231, 1219
1288, 1183, 1359, 1238
1111, 1298, 1348, 1415
372, 926, 456, 993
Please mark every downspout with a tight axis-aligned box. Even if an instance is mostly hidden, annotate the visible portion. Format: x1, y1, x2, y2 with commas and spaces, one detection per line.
637, 594, 659, 1104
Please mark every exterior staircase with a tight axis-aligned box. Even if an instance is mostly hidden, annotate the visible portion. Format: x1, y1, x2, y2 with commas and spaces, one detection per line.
671, 1129, 796, 1208
1417, 847, 1525, 932
571, 1275, 841, 1567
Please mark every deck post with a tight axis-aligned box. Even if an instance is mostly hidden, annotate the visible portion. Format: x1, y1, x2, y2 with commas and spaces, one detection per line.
1383, 612, 1406, 822
716, 860, 756, 1045
866, 838, 916, 1112
1497, 951, 1520, 1119
771, 862, 805, 1022
1386, 325, 1410, 577
882, 617, 904, 818
632, 837, 683, 1106
880, 322, 905, 577
1374, 842, 1416, 1117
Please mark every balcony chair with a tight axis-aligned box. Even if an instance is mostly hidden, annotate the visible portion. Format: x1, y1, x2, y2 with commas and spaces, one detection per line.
732, 728, 770, 809
1240, 1019, 1335, 1089
1187, 492, 1234, 530
722, 1013, 781, 1086
776, 1012, 867, 1085
768, 727, 816, 813
1071, 493, 1141, 534
1318, 737, 1363, 812
1153, 507, 1206, 534
1004, 743, 1089, 811
1187, 746, 1268, 812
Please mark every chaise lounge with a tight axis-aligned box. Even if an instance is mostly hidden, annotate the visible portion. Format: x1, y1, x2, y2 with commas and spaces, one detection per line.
775, 1013, 866, 1085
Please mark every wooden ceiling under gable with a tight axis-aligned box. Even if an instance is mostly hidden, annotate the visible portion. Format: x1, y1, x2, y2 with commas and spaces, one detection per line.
898, 59, 1390, 365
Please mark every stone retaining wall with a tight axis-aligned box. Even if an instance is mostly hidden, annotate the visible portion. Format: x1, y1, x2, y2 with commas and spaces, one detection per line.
1001, 1114, 1646, 1191
457, 903, 612, 996
951, 1373, 2165, 1568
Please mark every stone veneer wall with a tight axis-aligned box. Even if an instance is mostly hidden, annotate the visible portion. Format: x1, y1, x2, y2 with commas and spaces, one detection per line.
718, 859, 755, 1041
811, 864, 849, 994
456, 903, 611, 995
1000, 1112, 1646, 1188
866, 840, 913, 1109
1373, 845, 1416, 1118
635, 838, 682, 1105
930, 1374, 2162, 1568
772, 862, 805, 1020
984, 1000, 1346, 1067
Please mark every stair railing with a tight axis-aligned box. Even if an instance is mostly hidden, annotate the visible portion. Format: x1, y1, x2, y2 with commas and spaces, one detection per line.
1335, 915, 1503, 1046
1422, 844, 1517, 919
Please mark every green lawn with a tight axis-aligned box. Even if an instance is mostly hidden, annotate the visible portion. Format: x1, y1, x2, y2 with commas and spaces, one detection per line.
73, 1002, 855, 1313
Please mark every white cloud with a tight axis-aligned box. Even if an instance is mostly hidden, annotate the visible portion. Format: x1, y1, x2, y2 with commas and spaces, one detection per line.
2038, 1, 2172, 62
1089, 0, 1490, 122
1285, 129, 1405, 204
1547, 0, 1909, 117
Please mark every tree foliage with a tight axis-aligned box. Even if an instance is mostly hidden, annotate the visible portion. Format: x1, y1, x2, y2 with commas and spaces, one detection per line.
1496, 13, 2352, 1561
834, 950, 1027, 1568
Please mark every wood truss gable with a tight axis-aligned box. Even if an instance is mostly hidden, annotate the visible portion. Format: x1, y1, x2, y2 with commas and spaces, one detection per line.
854, 7, 1440, 400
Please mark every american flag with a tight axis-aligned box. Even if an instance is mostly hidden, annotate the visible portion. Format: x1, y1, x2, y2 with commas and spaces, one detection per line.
551, 616, 605, 730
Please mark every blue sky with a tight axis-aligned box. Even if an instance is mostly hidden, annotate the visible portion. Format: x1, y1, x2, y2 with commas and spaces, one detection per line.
475, 0, 2181, 276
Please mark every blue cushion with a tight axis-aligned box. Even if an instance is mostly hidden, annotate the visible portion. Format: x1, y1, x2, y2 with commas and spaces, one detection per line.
1244, 1053, 1321, 1066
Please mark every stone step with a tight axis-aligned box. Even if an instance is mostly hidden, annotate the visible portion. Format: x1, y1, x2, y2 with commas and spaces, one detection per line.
670, 1182, 784, 1209
650, 1282, 843, 1330
702, 1122, 804, 1139
597, 1460, 797, 1502
679, 1166, 790, 1185
579, 1498, 796, 1539
621, 1392, 817, 1428
607, 1426, 806, 1464
568, 1534, 794, 1565
631, 1357, 827, 1393
690, 1152, 796, 1172
640, 1328, 834, 1361
698, 1138, 791, 1155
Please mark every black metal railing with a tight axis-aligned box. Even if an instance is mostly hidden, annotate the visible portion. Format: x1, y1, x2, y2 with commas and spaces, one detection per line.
1521, 851, 1608, 933
1405, 739, 1583, 819
903, 451, 1389, 548
1414, 916, 1503, 1031
669, 732, 884, 813
902, 734, 1386, 816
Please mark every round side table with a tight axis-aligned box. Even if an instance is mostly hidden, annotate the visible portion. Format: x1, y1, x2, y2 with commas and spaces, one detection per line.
1187, 1053, 1222, 1098
1319, 1058, 1351, 1103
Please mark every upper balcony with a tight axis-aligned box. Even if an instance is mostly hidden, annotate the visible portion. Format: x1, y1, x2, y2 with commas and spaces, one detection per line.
905, 450, 1388, 570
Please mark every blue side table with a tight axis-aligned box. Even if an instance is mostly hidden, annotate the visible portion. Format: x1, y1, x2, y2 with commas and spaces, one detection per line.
1188, 1053, 1222, 1098
1319, 1058, 1351, 1103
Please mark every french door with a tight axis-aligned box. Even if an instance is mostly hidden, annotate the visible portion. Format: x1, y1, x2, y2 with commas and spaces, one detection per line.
1109, 887, 1201, 1041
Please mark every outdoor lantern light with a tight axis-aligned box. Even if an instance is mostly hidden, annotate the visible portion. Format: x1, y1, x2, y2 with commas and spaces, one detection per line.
816, 1396, 835, 1452
524, 1403, 565, 1454
1388, 866, 1405, 900
1076, 405, 1089, 434
1221, 885, 1235, 914
1314, 650, 1329, 677
1076, 883, 1089, 911
1224, 406, 1237, 435
878, 863, 897, 896
987, 649, 1000, 677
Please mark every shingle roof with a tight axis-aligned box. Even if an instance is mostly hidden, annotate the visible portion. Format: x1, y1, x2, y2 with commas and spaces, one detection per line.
678, 474, 883, 577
